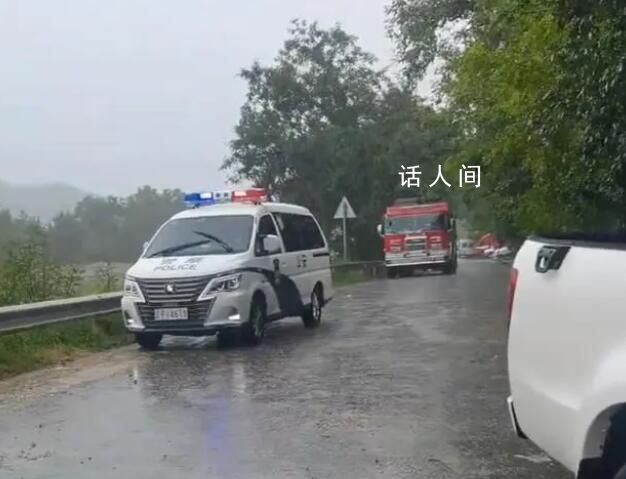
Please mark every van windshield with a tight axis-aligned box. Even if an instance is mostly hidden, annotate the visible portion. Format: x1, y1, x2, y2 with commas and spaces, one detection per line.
144, 215, 253, 258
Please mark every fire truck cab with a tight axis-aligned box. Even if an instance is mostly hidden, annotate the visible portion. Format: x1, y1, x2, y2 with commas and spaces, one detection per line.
378, 200, 457, 278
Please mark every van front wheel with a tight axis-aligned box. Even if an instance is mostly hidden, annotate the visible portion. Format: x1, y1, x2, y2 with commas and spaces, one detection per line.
302, 287, 322, 329
614, 465, 626, 479
135, 333, 162, 350
241, 297, 266, 346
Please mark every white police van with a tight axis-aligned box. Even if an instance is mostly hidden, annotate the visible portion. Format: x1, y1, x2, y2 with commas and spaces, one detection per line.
121, 189, 333, 350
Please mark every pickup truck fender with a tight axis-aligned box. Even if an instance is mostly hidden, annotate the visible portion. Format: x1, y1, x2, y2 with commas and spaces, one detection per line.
578, 352, 626, 461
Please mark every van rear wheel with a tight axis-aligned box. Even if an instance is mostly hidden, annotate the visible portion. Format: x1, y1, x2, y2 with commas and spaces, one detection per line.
302, 286, 322, 329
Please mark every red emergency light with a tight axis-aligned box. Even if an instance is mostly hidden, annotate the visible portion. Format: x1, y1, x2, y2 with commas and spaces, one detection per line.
231, 188, 268, 204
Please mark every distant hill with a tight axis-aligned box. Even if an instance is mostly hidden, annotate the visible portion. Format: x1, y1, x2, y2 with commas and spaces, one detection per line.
0, 179, 90, 222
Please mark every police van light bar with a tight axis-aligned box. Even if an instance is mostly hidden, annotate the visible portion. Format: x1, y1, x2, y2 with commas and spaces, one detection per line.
184, 188, 267, 208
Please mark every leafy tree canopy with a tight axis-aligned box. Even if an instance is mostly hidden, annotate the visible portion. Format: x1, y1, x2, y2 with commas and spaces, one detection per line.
389, 0, 626, 236
224, 20, 457, 258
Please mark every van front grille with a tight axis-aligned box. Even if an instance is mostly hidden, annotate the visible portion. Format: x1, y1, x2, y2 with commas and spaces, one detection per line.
137, 276, 210, 304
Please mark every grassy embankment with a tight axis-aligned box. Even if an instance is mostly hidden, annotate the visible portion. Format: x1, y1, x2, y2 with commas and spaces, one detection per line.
0, 314, 132, 380
332, 268, 371, 286
330, 255, 384, 286
78, 262, 130, 295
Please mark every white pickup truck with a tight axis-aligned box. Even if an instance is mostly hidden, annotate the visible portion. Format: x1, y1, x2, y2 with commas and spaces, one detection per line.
507, 235, 626, 478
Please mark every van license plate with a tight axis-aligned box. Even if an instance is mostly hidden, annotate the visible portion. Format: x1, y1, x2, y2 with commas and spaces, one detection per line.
154, 308, 188, 321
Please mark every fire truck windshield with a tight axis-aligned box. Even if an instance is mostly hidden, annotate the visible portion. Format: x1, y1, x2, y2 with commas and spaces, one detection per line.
385, 214, 446, 234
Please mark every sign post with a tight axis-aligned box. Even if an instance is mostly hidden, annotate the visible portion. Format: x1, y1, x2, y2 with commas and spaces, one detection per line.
333, 197, 357, 262
342, 205, 347, 263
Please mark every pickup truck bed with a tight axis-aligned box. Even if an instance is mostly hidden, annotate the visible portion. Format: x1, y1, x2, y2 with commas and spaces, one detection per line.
508, 235, 626, 478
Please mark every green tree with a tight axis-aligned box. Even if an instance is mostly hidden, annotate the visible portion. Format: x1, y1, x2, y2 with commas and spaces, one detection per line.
0, 210, 45, 261
117, 186, 184, 261
48, 212, 84, 263
389, 0, 626, 237
224, 20, 384, 197
386, 0, 474, 84
224, 21, 456, 259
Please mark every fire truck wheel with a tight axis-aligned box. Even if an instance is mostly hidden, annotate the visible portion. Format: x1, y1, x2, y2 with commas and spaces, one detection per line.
386, 268, 399, 279
399, 268, 413, 278
442, 260, 457, 275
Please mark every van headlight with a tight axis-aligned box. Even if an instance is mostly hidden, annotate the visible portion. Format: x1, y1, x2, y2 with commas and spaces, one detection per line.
123, 277, 145, 301
199, 273, 242, 300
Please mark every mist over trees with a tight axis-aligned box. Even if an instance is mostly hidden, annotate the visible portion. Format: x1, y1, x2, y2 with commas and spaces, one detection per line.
0, 180, 89, 223
0, 187, 184, 265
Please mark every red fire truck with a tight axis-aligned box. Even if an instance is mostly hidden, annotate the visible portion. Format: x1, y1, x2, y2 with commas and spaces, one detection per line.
377, 199, 458, 278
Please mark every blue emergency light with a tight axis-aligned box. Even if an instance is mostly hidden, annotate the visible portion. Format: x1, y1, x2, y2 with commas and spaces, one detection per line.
184, 188, 267, 208
184, 192, 216, 207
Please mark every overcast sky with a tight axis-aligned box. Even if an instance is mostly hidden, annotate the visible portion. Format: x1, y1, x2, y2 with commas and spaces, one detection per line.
0, 0, 431, 196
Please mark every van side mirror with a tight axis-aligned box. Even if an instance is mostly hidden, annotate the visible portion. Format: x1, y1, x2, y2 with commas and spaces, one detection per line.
376, 224, 383, 237
262, 235, 282, 255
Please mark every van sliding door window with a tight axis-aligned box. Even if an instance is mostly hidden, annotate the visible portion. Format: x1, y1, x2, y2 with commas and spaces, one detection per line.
273, 213, 300, 252
273, 213, 325, 252
301, 216, 325, 249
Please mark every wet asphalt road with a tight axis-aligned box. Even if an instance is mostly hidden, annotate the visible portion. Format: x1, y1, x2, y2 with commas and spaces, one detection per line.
0, 260, 569, 479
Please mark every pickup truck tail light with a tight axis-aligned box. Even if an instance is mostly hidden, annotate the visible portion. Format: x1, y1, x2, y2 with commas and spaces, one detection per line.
507, 267, 519, 327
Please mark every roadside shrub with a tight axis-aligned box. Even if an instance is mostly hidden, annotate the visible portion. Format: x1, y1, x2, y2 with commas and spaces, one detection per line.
0, 233, 82, 307
95, 261, 120, 293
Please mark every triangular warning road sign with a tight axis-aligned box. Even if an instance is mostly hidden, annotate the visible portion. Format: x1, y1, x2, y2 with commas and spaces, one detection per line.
333, 196, 356, 219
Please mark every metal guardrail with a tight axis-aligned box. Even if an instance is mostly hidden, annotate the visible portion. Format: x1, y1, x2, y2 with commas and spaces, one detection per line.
0, 262, 385, 334
331, 261, 384, 268
0, 292, 123, 334
331, 261, 386, 278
